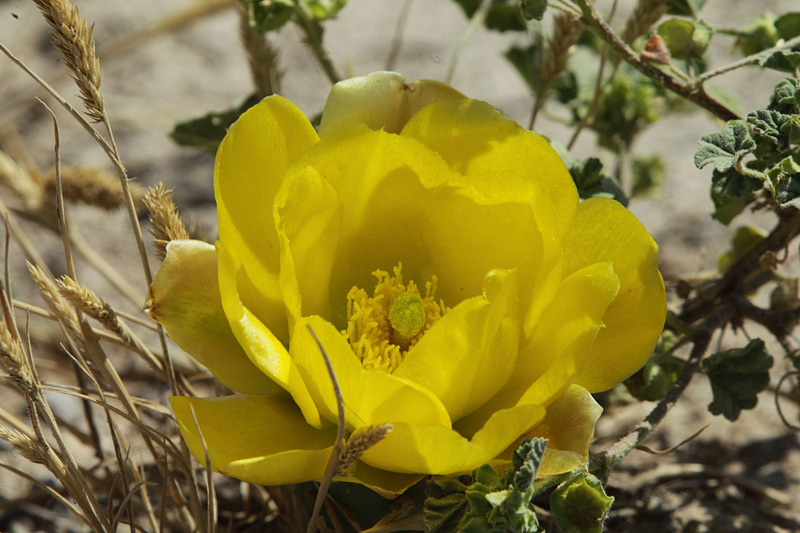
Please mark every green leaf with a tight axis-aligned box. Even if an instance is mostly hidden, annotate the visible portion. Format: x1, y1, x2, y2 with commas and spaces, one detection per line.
425, 477, 471, 533
657, 19, 712, 59
694, 120, 756, 172
550, 473, 614, 533
717, 225, 767, 272
569, 157, 629, 206
302, 0, 347, 20
241, 0, 294, 32
734, 12, 779, 56
702, 339, 774, 421
171, 94, 261, 153
625, 353, 685, 402
747, 108, 793, 153
666, 0, 706, 18
776, 12, 800, 40
520, 0, 547, 21
770, 77, 800, 113
776, 173, 800, 208
452, 0, 526, 32
710, 168, 763, 224
631, 154, 665, 196
754, 50, 800, 74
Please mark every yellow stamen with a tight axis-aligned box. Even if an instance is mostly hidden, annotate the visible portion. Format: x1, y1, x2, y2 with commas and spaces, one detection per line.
342, 263, 447, 373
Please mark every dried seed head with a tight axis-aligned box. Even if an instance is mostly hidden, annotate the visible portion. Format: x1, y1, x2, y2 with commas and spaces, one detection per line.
541, 13, 583, 86
32, 0, 105, 121
337, 424, 392, 474
0, 319, 34, 392
0, 151, 45, 212
621, 0, 668, 45
27, 263, 82, 344
43, 166, 145, 212
0, 426, 46, 465
144, 183, 190, 260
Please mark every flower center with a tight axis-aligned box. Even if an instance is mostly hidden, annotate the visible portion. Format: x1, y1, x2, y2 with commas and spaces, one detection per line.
342, 263, 447, 373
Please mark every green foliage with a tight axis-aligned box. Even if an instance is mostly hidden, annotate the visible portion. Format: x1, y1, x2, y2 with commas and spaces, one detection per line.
626, 333, 684, 401
694, 120, 756, 172
734, 12, 800, 72
717, 225, 767, 272
709, 169, 763, 224
239, 0, 346, 32
666, 0, 707, 18
702, 339, 774, 421
550, 473, 614, 533
519, 0, 547, 22
424, 439, 549, 533
657, 19, 713, 60
631, 155, 666, 197
735, 13, 780, 56
171, 94, 261, 153
452, 0, 526, 32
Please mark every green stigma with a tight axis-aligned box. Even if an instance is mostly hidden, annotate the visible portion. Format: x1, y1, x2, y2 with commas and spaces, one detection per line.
389, 292, 426, 348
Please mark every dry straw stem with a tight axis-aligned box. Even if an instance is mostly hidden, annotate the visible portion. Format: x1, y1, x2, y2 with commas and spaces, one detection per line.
337, 424, 392, 474
32, 0, 105, 122
144, 183, 190, 260
56, 275, 166, 376
620, 0, 668, 45
27, 262, 83, 345
43, 166, 146, 212
238, 3, 280, 99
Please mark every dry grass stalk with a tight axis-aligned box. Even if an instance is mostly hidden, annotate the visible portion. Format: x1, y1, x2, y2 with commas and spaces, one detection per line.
0, 319, 33, 391
238, 4, 280, 98
43, 166, 145, 212
337, 424, 392, 474
32, 0, 105, 122
144, 183, 190, 260
620, 0, 668, 45
27, 262, 83, 345
541, 13, 583, 86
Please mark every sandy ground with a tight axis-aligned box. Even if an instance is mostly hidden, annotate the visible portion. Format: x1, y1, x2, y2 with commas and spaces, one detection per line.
1, 0, 799, 531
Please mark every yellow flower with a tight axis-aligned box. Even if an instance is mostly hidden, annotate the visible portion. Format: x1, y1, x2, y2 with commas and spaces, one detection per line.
147, 72, 666, 496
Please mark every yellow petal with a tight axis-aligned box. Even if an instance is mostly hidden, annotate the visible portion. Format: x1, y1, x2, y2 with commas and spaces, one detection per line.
290, 316, 452, 429
456, 262, 618, 437
525, 385, 602, 476
215, 95, 319, 343
420, 171, 563, 341
341, 462, 424, 497
217, 239, 322, 428
146, 240, 278, 395
394, 269, 519, 422
170, 394, 336, 486
319, 72, 466, 136
275, 125, 454, 329
401, 99, 577, 238
564, 198, 666, 392
360, 403, 545, 475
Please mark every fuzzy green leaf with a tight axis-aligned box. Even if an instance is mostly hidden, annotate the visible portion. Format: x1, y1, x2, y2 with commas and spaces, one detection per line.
776, 173, 800, 208
703, 339, 774, 421
694, 120, 756, 172
748, 108, 793, 153
171, 94, 261, 153
710, 168, 763, 224
735, 12, 779, 56
625, 353, 685, 402
771, 78, 800, 111
425, 477, 471, 533
754, 49, 800, 74
550, 473, 614, 533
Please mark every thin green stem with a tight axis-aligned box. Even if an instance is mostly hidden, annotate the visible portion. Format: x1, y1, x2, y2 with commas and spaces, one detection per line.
294, 7, 341, 85
693, 35, 800, 86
